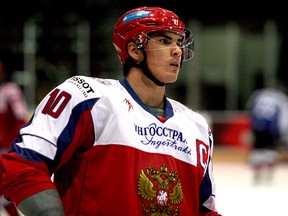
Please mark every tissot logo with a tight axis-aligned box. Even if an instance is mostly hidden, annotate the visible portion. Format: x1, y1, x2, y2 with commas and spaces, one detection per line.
68, 76, 94, 97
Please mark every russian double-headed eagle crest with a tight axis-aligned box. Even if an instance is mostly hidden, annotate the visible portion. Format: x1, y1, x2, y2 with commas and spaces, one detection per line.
138, 164, 183, 216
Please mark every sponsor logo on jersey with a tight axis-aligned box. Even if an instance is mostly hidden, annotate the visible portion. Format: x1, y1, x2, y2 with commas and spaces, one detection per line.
68, 76, 94, 97
134, 123, 191, 155
138, 164, 183, 215
94, 78, 113, 86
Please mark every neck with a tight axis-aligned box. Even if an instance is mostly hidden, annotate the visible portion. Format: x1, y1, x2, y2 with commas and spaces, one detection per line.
126, 68, 165, 107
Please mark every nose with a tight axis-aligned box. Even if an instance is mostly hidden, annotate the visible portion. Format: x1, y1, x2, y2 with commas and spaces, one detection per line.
171, 43, 182, 57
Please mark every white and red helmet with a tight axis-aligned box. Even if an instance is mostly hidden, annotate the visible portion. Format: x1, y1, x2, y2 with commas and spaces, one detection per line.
113, 6, 194, 65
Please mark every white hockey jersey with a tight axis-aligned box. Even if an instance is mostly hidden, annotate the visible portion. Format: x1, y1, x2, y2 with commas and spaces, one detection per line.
1, 76, 220, 215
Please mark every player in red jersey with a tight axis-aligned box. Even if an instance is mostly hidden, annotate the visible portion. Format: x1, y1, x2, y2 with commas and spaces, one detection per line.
0, 60, 28, 216
0, 61, 28, 154
0, 7, 221, 215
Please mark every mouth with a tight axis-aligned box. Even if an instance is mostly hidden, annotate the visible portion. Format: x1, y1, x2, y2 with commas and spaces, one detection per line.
170, 61, 180, 68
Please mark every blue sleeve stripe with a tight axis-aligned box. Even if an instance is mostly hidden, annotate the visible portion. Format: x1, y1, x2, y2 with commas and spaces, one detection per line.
53, 98, 98, 164
12, 98, 98, 174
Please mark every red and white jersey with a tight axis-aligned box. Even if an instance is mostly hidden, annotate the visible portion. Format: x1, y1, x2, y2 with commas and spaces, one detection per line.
0, 82, 27, 151
1, 76, 220, 216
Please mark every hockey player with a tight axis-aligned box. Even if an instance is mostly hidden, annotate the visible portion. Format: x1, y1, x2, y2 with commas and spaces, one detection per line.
0, 60, 28, 157
0, 60, 28, 216
247, 82, 288, 184
0, 6, 222, 215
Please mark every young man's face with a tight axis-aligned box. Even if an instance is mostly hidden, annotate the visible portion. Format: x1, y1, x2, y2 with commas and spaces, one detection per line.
144, 31, 183, 84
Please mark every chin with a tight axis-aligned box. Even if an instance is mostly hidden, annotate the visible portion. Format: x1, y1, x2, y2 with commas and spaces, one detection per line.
166, 77, 178, 84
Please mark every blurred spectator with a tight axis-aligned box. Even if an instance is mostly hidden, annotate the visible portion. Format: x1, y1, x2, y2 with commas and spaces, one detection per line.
246, 80, 288, 184
0, 60, 28, 216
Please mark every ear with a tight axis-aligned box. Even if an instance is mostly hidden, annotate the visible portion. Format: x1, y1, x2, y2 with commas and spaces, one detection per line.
127, 42, 144, 64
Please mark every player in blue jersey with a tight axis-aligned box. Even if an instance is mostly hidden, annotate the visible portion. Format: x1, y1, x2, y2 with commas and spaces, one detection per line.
247, 82, 288, 184
0, 6, 222, 215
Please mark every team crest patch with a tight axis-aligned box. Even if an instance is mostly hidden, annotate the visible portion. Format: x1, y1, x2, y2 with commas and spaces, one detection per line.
138, 164, 183, 215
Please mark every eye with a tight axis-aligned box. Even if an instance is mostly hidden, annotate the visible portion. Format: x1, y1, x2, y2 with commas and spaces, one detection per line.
158, 38, 184, 47
176, 38, 185, 47
176, 41, 183, 47
158, 38, 170, 45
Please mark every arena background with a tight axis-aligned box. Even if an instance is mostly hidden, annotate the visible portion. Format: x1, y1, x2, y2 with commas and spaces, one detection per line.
1, 1, 288, 215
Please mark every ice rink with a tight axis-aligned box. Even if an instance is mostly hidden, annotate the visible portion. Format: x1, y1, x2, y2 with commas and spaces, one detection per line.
213, 148, 288, 216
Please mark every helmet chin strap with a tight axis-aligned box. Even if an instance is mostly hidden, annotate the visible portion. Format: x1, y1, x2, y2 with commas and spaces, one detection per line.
138, 59, 166, 86
134, 48, 166, 86
137, 57, 184, 87
134, 47, 183, 86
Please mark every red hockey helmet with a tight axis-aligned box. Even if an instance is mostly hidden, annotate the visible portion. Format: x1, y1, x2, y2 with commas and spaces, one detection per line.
113, 6, 194, 65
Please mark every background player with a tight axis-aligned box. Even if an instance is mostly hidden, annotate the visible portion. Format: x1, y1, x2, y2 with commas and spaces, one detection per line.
0, 6, 221, 215
246, 79, 288, 184
0, 60, 27, 216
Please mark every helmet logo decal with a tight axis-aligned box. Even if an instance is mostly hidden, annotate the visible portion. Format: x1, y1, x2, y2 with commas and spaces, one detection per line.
172, 19, 179, 26
137, 35, 144, 48
138, 164, 183, 215
123, 10, 150, 23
